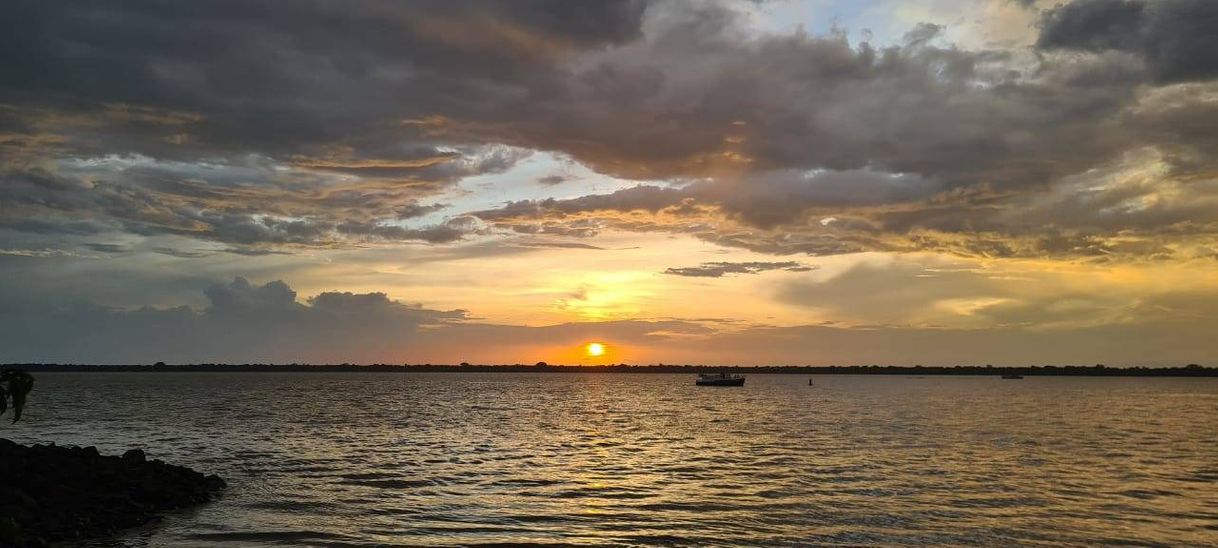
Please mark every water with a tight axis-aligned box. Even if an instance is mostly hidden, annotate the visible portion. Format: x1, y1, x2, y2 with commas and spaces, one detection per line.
4, 373, 1216, 546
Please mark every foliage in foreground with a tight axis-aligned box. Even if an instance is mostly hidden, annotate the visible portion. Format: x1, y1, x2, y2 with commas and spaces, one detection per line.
0, 370, 33, 423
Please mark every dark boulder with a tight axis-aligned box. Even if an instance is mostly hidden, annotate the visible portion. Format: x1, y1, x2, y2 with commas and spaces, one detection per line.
0, 440, 225, 547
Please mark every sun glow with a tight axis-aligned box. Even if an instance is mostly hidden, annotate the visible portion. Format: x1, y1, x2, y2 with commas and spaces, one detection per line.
585, 342, 606, 357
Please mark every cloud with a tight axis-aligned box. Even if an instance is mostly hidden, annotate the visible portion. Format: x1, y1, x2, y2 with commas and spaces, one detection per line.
397, 202, 448, 219
1, 0, 1214, 263
0, 154, 491, 248
516, 241, 606, 250
476, 147, 1218, 261
0, 277, 467, 364
1037, 0, 1218, 83
0, 1, 649, 159
0, 0, 1216, 370
468, 2, 1155, 187
203, 277, 301, 314
776, 258, 1012, 327
0, 0, 603, 250
81, 243, 128, 254
482, 170, 941, 229
688, 318, 1218, 367
0, 276, 715, 364
151, 247, 214, 259
0, 1, 1157, 185
2, 276, 1217, 366
664, 261, 814, 277
221, 247, 294, 257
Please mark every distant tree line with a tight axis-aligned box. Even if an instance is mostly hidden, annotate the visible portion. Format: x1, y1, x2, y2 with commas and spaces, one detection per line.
3, 362, 1215, 377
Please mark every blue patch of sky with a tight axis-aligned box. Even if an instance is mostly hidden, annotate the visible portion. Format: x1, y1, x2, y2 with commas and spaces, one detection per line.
754, 0, 990, 48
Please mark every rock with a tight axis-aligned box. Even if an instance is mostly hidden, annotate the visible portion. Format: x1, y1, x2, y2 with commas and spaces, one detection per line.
205, 474, 227, 490
0, 441, 224, 547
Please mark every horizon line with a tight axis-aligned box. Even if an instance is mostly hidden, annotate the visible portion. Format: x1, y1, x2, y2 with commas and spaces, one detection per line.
6, 363, 1215, 377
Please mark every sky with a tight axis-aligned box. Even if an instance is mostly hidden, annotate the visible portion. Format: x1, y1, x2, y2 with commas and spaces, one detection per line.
1, 0, 1216, 366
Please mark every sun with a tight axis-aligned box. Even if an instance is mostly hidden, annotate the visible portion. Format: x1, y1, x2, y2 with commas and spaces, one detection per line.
585, 342, 606, 357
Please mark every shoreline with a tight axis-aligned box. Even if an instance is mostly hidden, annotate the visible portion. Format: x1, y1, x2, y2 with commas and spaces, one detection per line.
0, 440, 225, 546
5, 363, 1215, 377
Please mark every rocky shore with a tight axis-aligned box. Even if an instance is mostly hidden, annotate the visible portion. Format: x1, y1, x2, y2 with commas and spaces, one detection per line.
0, 439, 225, 547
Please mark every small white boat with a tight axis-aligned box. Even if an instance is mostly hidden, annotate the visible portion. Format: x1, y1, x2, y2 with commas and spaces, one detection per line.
695, 372, 745, 386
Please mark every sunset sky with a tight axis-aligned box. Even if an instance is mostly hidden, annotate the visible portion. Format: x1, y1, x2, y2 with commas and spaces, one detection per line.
2, 0, 1216, 365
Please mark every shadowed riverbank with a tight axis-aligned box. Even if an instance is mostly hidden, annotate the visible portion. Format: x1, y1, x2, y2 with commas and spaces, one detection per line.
5, 363, 1216, 376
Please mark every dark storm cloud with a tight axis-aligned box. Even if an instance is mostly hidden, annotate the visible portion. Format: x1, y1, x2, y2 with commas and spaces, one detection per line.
486, 5, 1152, 186
1037, 0, 1218, 83
456, 0, 1215, 261
0, 218, 110, 236
81, 243, 128, 254
0, 0, 648, 157
1039, 0, 1147, 52
0, 0, 1148, 184
1, 0, 1216, 261
0, 0, 644, 249
664, 261, 814, 277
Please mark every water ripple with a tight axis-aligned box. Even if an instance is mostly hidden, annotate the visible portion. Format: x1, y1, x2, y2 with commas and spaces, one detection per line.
5, 373, 1214, 547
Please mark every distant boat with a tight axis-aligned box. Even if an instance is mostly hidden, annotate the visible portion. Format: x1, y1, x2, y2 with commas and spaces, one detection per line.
696, 372, 745, 386
1001, 374, 1024, 379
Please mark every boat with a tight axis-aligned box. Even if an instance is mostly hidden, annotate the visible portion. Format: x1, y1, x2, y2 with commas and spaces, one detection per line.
1001, 374, 1024, 379
695, 372, 745, 386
